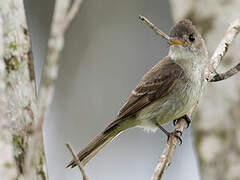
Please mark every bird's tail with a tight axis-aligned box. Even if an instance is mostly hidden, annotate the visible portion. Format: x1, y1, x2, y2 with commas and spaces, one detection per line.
66, 118, 136, 168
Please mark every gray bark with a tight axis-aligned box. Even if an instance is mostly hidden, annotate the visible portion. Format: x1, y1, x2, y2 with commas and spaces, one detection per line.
169, 0, 240, 180
0, 0, 47, 179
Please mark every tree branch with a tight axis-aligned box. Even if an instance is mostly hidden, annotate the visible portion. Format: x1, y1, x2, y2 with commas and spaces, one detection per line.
24, 0, 83, 178
151, 106, 196, 180
138, 15, 240, 180
64, 0, 83, 32
0, 0, 50, 178
209, 62, 240, 82
0, 11, 17, 180
139, 15, 170, 41
65, 143, 89, 180
169, 0, 240, 179
39, 0, 83, 125
151, 119, 186, 180
206, 17, 240, 81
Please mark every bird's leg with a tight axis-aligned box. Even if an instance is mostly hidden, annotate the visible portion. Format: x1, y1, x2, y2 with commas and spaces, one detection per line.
155, 122, 182, 145
173, 114, 191, 128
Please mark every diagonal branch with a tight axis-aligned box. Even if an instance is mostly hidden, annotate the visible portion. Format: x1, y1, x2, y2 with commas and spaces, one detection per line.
24, 0, 83, 178
206, 17, 240, 80
209, 62, 240, 82
138, 15, 240, 180
151, 119, 186, 180
151, 106, 196, 180
139, 15, 170, 41
38, 0, 83, 130
66, 143, 89, 180
63, 0, 83, 32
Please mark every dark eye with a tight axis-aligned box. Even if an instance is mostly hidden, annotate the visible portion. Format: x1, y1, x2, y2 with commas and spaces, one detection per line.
189, 34, 195, 42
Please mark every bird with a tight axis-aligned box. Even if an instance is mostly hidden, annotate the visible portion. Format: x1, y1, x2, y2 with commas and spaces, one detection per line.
66, 19, 209, 168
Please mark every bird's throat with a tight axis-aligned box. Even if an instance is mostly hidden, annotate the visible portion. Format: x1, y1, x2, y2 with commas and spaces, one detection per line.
168, 46, 208, 83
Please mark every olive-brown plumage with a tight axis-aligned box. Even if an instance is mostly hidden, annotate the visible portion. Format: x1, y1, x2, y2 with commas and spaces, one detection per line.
67, 19, 208, 168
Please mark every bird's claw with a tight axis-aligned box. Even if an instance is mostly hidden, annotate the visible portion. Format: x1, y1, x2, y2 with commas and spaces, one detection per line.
173, 115, 191, 129
167, 130, 183, 145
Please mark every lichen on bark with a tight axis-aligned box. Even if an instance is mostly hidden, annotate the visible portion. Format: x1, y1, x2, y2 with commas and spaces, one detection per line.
0, 0, 47, 179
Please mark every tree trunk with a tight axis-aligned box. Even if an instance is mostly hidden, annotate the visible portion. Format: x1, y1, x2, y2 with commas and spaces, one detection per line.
0, 0, 47, 179
169, 0, 240, 180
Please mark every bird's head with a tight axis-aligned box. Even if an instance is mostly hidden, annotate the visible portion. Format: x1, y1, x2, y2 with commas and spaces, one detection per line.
168, 19, 208, 59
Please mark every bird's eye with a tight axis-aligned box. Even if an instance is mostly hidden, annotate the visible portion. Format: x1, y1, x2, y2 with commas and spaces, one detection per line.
189, 34, 195, 42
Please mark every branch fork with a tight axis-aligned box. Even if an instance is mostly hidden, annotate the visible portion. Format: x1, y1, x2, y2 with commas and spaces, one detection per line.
66, 15, 240, 180
139, 15, 240, 180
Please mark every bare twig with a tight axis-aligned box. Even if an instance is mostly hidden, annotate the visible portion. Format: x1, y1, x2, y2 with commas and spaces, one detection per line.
39, 0, 83, 124
64, 0, 83, 31
143, 15, 240, 180
24, 0, 83, 178
151, 119, 186, 180
151, 106, 196, 180
210, 62, 240, 82
207, 17, 240, 80
66, 143, 89, 180
139, 15, 170, 41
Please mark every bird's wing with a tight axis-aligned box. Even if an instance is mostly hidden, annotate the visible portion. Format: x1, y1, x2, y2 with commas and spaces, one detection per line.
103, 57, 184, 133
116, 57, 184, 120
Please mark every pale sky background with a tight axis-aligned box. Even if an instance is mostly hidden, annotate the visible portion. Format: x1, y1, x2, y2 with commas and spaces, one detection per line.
24, 0, 200, 179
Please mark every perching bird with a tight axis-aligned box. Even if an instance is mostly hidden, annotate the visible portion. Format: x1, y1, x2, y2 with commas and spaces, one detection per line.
67, 19, 208, 168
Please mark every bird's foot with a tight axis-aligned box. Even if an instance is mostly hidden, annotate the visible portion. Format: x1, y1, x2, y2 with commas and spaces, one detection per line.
167, 130, 182, 145
155, 122, 182, 145
173, 115, 191, 129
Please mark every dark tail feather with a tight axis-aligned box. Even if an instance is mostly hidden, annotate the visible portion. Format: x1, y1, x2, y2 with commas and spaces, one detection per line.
66, 119, 126, 168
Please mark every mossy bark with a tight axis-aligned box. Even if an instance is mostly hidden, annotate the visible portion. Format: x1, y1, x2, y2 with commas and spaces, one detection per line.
0, 0, 47, 179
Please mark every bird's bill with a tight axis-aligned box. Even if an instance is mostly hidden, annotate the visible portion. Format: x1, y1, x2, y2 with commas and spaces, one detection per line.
169, 38, 186, 45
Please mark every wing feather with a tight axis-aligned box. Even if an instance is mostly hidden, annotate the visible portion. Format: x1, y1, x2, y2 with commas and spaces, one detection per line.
116, 57, 184, 120
103, 57, 184, 133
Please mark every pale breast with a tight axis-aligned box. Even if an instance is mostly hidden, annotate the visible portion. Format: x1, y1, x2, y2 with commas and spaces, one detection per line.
157, 74, 201, 124
136, 68, 202, 129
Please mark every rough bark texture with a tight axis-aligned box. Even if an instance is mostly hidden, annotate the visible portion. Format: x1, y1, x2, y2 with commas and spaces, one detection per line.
169, 1, 240, 180
0, 0, 47, 179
